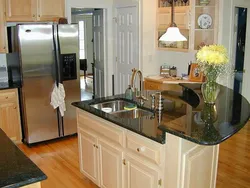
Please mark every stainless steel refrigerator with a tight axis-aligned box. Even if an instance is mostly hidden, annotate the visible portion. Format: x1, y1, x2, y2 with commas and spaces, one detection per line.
8, 24, 80, 145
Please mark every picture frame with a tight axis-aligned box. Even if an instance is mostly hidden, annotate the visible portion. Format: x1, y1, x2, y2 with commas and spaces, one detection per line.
189, 63, 204, 82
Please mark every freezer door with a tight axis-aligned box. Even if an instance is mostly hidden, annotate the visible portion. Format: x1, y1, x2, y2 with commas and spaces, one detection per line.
57, 24, 80, 136
18, 24, 59, 144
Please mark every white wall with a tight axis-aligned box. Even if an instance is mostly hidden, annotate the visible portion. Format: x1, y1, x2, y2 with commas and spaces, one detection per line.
65, 0, 114, 96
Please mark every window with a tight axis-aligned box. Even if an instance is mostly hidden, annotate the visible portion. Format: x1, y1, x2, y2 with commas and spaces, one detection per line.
79, 21, 85, 59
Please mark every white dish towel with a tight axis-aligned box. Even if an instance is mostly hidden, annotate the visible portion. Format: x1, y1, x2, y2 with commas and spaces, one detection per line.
50, 83, 66, 116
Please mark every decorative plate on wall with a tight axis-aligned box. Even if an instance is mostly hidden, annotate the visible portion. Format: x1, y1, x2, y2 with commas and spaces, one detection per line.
198, 14, 212, 29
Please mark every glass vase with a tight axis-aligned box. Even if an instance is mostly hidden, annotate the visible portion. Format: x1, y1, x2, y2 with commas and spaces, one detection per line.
201, 81, 220, 104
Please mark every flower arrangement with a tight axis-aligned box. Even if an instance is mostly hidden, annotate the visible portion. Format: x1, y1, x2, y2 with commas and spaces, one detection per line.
196, 45, 229, 82
196, 45, 229, 104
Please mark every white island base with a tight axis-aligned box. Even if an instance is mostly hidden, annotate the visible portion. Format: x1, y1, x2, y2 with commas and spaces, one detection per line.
76, 109, 219, 188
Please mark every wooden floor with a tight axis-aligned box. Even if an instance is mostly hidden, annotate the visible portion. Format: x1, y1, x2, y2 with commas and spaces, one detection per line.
18, 122, 250, 188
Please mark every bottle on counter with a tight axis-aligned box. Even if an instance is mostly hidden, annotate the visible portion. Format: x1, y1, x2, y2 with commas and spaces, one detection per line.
125, 85, 133, 100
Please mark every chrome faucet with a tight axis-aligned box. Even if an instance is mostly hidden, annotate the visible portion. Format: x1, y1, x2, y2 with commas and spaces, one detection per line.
131, 68, 147, 104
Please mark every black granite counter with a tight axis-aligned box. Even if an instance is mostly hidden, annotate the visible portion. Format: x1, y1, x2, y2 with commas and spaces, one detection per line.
0, 81, 21, 90
0, 129, 46, 188
72, 84, 250, 145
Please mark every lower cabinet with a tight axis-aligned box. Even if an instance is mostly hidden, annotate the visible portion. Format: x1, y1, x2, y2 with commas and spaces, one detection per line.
123, 154, 161, 188
0, 89, 21, 142
78, 128, 99, 186
78, 128, 123, 188
99, 139, 123, 188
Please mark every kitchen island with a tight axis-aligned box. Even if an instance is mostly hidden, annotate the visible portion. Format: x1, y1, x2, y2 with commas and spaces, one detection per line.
72, 84, 250, 188
0, 128, 47, 188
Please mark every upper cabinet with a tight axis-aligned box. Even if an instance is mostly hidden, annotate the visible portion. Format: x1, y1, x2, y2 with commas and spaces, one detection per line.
37, 0, 65, 21
5, 0, 37, 21
0, 0, 7, 53
156, 0, 219, 52
5, 0, 65, 22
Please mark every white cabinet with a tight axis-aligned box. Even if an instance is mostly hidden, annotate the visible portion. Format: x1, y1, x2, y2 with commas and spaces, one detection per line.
123, 154, 161, 188
77, 110, 162, 188
99, 139, 123, 188
78, 128, 124, 188
78, 128, 100, 186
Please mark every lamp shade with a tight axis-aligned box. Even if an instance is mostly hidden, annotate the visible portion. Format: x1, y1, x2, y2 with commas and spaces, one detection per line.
159, 27, 187, 42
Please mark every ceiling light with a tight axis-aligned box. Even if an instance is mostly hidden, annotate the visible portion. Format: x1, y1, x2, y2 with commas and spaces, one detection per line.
159, 0, 187, 42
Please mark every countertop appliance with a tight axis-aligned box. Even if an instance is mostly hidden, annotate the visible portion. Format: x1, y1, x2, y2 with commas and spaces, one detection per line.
7, 24, 80, 144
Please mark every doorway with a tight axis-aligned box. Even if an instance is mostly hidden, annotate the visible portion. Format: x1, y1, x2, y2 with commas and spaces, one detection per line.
71, 8, 105, 100
233, 7, 247, 94
231, 6, 248, 123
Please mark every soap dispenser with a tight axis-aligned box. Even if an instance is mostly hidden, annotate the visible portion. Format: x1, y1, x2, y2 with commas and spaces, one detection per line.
125, 85, 133, 100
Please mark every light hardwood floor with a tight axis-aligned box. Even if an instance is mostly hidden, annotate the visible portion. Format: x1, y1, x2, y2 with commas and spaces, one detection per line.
18, 121, 250, 188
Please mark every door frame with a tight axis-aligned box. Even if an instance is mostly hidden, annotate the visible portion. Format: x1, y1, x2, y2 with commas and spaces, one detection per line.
113, 0, 142, 94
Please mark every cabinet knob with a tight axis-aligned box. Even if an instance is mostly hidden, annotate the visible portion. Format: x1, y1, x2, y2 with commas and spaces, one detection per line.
93, 144, 96, 147
32, 14, 35, 17
38, 15, 40, 17
96, 145, 99, 149
137, 147, 145, 152
5, 96, 8, 99
14, 106, 17, 109
3, 46, 6, 50
123, 159, 126, 165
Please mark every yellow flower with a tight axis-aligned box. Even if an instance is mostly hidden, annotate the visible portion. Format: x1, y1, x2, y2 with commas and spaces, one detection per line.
196, 45, 229, 65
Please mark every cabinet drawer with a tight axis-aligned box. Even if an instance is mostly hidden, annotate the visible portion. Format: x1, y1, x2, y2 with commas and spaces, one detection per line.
77, 111, 124, 147
144, 81, 161, 90
0, 89, 17, 102
126, 132, 163, 165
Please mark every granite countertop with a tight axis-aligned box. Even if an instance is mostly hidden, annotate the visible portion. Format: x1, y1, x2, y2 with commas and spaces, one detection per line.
0, 81, 21, 90
0, 129, 46, 188
72, 84, 250, 145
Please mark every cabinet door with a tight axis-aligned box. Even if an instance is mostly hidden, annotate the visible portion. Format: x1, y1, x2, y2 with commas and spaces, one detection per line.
37, 0, 65, 21
0, 102, 21, 141
0, 0, 7, 53
123, 154, 161, 188
99, 139, 123, 188
5, 0, 37, 21
78, 128, 100, 186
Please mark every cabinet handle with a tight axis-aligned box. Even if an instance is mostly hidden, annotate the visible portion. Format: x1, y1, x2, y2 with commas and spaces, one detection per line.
137, 147, 145, 152
123, 159, 126, 165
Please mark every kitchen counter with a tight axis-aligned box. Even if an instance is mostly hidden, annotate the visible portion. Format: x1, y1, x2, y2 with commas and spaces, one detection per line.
0, 128, 46, 188
0, 81, 21, 90
72, 84, 250, 145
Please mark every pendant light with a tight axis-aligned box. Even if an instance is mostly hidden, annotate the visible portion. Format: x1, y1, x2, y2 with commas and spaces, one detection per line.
159, 0, 187, 42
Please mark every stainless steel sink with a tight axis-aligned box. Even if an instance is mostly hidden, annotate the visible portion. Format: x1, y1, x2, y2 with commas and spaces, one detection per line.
90, 100, 136, 112
111, 108, 154, 119
90, 99, 154, 119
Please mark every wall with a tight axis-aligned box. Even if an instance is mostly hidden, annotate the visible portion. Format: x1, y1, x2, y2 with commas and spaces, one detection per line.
65, 0, 114, 96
